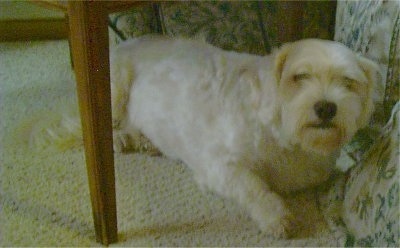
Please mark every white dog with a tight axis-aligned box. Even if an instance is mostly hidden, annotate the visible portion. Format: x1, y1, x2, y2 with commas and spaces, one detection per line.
109, 35, 379, 238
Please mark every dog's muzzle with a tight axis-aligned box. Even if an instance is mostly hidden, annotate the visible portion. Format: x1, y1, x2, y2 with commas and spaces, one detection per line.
314, 100, 337, 121
306, 100, 337, 129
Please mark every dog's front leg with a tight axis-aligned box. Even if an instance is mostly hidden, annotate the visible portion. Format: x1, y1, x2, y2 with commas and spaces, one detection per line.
193, 162, 297, 238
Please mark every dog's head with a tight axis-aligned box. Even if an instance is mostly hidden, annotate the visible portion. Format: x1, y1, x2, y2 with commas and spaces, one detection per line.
273, 39, 380, 155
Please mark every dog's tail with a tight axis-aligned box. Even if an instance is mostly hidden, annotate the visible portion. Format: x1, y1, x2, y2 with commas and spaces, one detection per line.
17, 98, 83, 151
19, 46, 135, 152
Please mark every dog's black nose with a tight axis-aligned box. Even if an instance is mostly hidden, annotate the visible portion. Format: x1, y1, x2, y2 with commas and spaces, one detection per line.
314, 100, 337, 121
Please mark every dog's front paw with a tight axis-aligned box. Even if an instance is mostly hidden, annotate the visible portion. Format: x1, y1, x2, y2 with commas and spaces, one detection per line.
252, 193, 299, 239
260, 211, 299, 239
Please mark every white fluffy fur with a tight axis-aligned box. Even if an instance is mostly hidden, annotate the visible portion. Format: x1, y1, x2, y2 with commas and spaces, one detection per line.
109, 36, 379, 238
38, 36, 378, 238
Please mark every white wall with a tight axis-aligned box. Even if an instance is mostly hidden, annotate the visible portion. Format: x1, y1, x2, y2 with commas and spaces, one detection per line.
0, 1, 63, 20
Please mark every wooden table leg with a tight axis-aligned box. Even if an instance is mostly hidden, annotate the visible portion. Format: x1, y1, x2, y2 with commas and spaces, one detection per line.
67, 1, 118, 245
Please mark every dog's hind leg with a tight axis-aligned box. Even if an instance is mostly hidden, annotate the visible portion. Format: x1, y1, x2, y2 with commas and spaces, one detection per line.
110, 52, 161, 156
113, 128, 161, 155
110, 51, 134, 129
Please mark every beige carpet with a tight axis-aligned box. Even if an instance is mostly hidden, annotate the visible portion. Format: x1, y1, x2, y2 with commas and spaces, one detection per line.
0, 40, 346, 246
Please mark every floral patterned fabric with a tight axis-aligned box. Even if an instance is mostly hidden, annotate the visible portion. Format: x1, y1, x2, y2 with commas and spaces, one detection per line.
108, 1, 336, 54
343, 102, 399, 247
334, 1, 399, 246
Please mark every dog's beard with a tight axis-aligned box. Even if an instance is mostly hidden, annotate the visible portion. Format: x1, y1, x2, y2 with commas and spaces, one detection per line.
285, 118, 350, 155
280, 98, 360, 156
281, 116, 344, 155
299, 125, 344, 155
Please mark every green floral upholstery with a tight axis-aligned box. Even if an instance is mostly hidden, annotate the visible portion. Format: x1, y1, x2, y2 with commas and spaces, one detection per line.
108, 1, 335, 54
343, 102, 399, 247
334, 1, 399, 246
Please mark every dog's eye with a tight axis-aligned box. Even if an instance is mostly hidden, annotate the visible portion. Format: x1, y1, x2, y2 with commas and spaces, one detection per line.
293, 73, 311, 82
342, 77, 358, 91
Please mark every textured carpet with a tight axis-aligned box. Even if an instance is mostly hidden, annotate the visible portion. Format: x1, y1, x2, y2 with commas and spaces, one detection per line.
0, 40, 346, 246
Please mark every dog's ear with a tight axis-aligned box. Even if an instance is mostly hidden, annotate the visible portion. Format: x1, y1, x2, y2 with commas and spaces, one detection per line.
273, 43, 293, 84
356, 55, 382, 128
